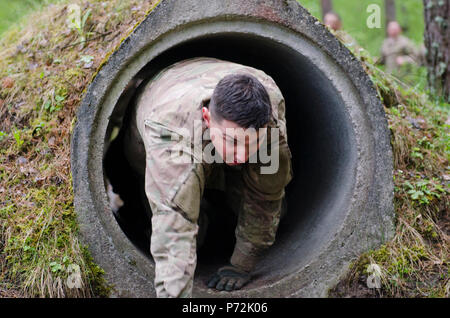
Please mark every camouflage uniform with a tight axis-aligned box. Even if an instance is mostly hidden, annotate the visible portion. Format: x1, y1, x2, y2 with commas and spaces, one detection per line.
381, 35, 419, 73
124, 57, 293, 298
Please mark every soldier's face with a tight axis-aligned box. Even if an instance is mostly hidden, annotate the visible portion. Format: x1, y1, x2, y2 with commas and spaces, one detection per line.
202, 107, 266, 165
387, 22, 401, 38
324, 13, 341, 31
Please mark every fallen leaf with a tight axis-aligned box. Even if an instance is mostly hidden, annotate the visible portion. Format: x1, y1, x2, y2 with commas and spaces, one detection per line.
2, 77, 14, 89
48, 136, 56, 147
39, 39, 49, 48
16, 156, 28, 165
28, 62, 39, 71
83, 61, 93, 69
16, 44, 27, 54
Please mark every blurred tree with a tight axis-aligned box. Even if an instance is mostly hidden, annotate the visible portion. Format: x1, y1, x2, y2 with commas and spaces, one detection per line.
423, 0, 449, 101
385, 0, 397, 31
321, 0, 333, 19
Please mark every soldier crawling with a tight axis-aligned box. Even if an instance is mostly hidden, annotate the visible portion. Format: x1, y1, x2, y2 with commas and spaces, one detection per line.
122, 57, 293, 297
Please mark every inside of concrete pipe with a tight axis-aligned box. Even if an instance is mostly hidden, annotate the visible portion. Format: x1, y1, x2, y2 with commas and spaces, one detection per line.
102, 32, 357, 287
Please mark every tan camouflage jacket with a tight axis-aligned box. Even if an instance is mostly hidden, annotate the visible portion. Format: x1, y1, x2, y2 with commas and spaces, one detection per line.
381, 35, 420, 73
125, 57, 292, 297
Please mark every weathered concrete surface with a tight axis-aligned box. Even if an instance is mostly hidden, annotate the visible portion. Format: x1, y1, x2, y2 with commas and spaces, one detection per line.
71, 0, 395, 297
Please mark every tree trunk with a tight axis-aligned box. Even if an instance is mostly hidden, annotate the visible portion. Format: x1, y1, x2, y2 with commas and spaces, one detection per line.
385, 0, 397, 31
423, 0, 450, 101
321, 0, 333, 19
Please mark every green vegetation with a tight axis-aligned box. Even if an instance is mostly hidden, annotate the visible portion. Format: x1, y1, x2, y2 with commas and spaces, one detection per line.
330, 44, 449, 297
0, 1, 65, 36
0, 0, 447, 298
2, 1, 425, 57
0, 0, 160, 297
298, 0, 424, 57
298, 0, 427, 90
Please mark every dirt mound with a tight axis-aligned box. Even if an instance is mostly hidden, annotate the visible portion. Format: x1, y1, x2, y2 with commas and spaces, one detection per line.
0, 0, 159, 297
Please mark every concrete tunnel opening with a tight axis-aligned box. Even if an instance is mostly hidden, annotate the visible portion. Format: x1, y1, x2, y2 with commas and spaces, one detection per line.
102, 32, 357, 289
72, 0, 394, 297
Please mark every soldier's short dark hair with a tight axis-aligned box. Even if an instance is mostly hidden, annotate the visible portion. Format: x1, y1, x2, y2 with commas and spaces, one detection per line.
209, 73, 271, 129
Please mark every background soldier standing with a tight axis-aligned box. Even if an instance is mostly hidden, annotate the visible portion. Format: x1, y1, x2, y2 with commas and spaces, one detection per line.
380, 21, 422, 74
323, 11, 359, 50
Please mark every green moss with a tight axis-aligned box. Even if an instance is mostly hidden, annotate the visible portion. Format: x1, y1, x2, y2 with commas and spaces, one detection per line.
0, 0, 160, 297
0, 183, 112, 296
85, 0, 162, 95
80, 246, 112, 297
330, 43, 449, 297
1, 0, 447, 299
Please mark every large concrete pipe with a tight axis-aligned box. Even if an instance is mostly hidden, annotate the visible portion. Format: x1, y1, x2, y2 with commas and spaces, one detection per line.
71, 0, 395, 297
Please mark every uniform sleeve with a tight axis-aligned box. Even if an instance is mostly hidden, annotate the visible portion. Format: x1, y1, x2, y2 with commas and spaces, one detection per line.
404, 38, 421, 64
230, 81, 292, 272
150, 204, 198, 298
403, 37, 417, 56
231, 130, 293, 272
141, 119, 204, 298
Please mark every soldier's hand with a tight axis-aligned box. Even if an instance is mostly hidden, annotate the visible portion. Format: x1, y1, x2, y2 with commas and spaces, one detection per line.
396, 56, 406, 66
207, 265, 251, 291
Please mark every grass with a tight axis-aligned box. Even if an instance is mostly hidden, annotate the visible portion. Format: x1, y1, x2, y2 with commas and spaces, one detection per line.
1, 1, 425, 60
0, 0, 160, 297
0, 0, 448, 298
298, 0, 425, 57
298, 0, 427, 90
0, 0, 65, 36
330, 45, 449, 298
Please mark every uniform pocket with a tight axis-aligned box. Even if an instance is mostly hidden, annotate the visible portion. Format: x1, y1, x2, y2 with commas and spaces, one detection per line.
172, 164, 205, 224
142, 119, 196, 212
144, 119, 183, 143
144, 119, 194, 165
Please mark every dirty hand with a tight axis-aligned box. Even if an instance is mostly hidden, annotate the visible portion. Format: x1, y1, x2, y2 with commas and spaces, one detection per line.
207, 265, 251, 291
